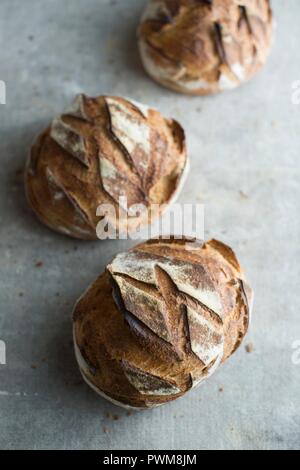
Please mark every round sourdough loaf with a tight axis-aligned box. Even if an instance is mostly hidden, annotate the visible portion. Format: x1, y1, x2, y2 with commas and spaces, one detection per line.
25, 94, 188, 239
138, 0, 273, 95
73, 237, 253, 409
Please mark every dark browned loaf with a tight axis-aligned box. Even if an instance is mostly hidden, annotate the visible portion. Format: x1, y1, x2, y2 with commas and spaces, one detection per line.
138, 0, 273, 95
73, 238, 253, 409
25, 94, 188, 239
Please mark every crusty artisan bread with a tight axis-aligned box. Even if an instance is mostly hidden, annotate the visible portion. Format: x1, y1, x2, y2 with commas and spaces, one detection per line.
138, 0, 273, 95
25, 94, 188, 239
73, 237, 253, 409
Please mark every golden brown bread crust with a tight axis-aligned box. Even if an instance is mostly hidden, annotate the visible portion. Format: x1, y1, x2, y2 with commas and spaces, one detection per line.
25, 94, 188, 239
73, 237, 253, 409
138, 0, 273, 95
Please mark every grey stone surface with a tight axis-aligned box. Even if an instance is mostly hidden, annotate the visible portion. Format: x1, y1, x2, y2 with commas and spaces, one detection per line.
0, 0, 299, 450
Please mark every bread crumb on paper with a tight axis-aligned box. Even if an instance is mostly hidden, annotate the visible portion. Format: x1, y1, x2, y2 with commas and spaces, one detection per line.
245, 343, 255, 353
